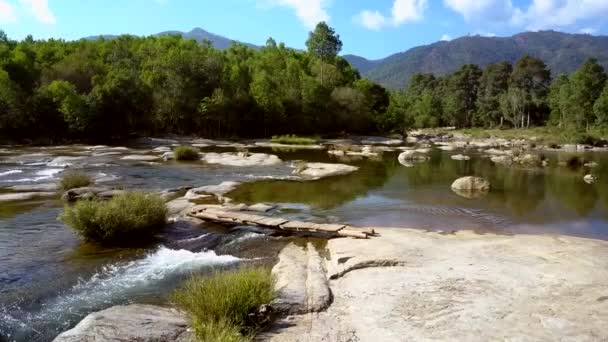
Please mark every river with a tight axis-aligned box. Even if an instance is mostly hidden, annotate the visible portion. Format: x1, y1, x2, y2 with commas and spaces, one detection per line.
1, 142, 607, 341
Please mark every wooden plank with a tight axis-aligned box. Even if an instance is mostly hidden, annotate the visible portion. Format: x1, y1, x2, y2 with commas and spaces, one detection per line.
280, 221, 317, 230
253, 217, 289, 227
338, 228, 369, 239
312, 223, 346, 233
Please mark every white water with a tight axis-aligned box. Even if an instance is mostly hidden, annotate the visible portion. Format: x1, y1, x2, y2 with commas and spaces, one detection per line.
1, 247, 240, 340
0, 170, 22, 177
0, 168, 64, 183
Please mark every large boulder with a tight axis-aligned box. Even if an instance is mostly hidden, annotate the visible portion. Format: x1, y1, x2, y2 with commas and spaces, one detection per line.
201, 152, 282, 166
292, 162, 359, 180
451, 176, 490, 191
53, 304, 191, 342
451, 177, 491, 199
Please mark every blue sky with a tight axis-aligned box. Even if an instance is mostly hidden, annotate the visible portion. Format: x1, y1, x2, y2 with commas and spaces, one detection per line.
1, 0, 607, 59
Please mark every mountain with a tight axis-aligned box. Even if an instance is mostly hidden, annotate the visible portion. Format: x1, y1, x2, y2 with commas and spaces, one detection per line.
344, 31, 608, 89
84, 28, 258, 50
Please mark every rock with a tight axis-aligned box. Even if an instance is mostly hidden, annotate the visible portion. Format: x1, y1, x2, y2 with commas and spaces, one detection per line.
151, 146, 172, 153
292, 162, 359, 180
47, 156, 86, 167
584, 174, 597, 184
53, 304, 191, 342
272, 243, 331, 315
451, 154, 471, 161
398, 151, 429, 166
485, 148, 511, 156
491, 155, 513, 166
158, 186, 193, 202
61, 186, 112, 202
406, 136, 419, 143
97, 190, 126, 200
518, 153, 542, 167
438, 145, 456, 151
0, 192, 56, 202
120, 155, 161, 162
166, 197, 196, 216
451, 177, 490, 199
201, 152, 282, 166
584, 161, 599, 168
185, 181, 241, 199
135, 137, 180, 146
162, 152, 175, 161
264, 228, 608, 342
247, 203, 277, 213
254, 142, 326, 150
359, 137, 403, 146
8, 183, 58, 192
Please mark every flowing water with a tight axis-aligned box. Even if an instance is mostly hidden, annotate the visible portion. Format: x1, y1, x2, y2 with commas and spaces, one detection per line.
1, 143, 607, 341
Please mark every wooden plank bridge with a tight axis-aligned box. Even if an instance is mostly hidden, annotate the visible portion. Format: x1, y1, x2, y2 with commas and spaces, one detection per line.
188, 205, 376, 239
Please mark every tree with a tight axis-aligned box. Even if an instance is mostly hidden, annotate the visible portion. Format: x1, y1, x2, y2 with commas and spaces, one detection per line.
594, 83, 608, 125
500, 87, 527, 128
510, 56, 551, 127
547, 74, 570, 126
567, 58, 607, 129
476, 62, 512, 127
443, 64, 482, 128
305, 22, 342, 85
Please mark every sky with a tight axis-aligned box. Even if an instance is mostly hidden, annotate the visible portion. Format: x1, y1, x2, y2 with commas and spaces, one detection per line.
0, 0, 607, 60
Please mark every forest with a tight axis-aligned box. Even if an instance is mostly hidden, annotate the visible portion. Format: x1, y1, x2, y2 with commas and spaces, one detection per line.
0, 22, 607, 143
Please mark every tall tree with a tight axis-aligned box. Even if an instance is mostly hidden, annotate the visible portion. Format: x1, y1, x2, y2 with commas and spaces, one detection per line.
510, 56, 551, 127
443, 64, 482, 128
567, 58, 607, 129
475, 62, 512, 127
305, 22, 342, 85
594, 83, 608, 125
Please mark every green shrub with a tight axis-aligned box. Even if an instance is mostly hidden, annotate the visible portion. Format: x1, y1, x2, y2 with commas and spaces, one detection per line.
174, 146, 200, 161
59, 192, 167, 243
59, 171, 93, 191
271, 135, 317, 145
173, 267, 275, 341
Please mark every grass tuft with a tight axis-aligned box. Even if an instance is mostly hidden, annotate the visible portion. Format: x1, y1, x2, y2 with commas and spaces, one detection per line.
271, 135, 317, 145
59, 171, 93, 191
59, 192, 167, 243
173, 267, 275, 341
174, 146, 200, 161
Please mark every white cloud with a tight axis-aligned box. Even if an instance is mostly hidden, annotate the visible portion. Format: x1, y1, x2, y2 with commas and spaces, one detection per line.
443, 0, 514, 22
0, 1, 17, 23
19, 0, 56, 24
580, 27, 597, 34
357, 10, 386, 30
444, 0, 608, 31
262, 0, 330, 29
513, 0, 608, 30
440, 34, 452, 41
355, 0, 427, 30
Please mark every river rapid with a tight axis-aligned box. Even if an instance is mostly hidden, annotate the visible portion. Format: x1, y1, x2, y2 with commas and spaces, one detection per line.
1, 140, 607, 341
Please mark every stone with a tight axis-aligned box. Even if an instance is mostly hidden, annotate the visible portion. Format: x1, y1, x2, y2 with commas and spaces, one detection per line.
584, 161, 599, 168
61, 186, 112, 202
166, 197, 196, 216
264, 228, 608, 342
451, 176, 490, 191
47, 156, 86, 167
292, 162, 359, 180
53, 304, 191, 342
271, 243, 331, 315
8, 183, 58, 192
491, 155, 513, 166
201, 152, 282, 166
359, 137, 403, 146
254, 142, 326, 150
398, 151, 429, 166
0, 192, 56, 202
185, 181, 241, 199
247, 203, 277, 213
120, 155, 161, 162
451, 154, 471, 161
584, 174, 597, 184
518, 153, 542, 167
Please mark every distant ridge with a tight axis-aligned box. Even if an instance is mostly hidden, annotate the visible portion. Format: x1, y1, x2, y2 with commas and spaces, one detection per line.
84, 27, 258, 50
344, 31, 608, 88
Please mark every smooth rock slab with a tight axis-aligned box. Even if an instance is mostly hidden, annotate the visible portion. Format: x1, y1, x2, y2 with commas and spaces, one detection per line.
185, 181, 241, 199
53, 304, 192, 342
293, 162, 359, 180
120, 155, 161, 162
0, 192, 56, 202
202, 152, 282, 166
265, 228, 608, 342
272, 243, 331, 315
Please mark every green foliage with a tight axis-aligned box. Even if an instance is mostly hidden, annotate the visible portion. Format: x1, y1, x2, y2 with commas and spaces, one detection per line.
306, 22, 343, 62
174, 146, 200, 161
173, 267, 275, 341
59, 192, 167, 243
594, 83, 608, 124
271, 134, 317, 145
58, 171, 93, 191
